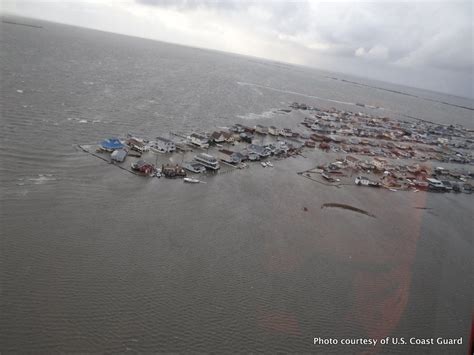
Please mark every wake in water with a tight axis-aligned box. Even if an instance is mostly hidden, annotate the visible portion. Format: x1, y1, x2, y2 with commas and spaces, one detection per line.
16, 174, 57, 186
237, 109, 279, 120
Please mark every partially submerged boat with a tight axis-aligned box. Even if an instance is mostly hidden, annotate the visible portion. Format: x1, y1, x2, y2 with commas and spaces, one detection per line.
183, 162, 207, 174
161, 164, 187, 178
322, 172, 337, 182
131, 160, 155, 175
248, 153, 260, 161
355, 176, 380, 187
184, 177, 200, 183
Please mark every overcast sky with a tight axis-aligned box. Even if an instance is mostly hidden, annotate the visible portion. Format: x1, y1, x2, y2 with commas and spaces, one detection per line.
2, 0, 473, 98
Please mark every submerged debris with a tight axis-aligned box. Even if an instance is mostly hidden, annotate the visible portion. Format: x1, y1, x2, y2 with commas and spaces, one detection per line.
321, 203, 376, 218
161, 164, 186, 178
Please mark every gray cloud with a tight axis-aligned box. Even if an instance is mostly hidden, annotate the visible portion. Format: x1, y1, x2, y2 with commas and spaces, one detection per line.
136, 0, 472, 73
136, 0, 241, 11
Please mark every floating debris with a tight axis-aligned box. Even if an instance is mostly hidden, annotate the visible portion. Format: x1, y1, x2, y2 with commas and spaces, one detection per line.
161, 164, 187, 178
131, 160, 155, 175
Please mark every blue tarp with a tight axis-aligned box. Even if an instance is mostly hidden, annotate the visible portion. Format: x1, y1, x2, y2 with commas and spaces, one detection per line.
100, 138, 124, 150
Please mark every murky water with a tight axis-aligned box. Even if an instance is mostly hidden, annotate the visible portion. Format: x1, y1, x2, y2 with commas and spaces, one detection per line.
1, 17, 472, 353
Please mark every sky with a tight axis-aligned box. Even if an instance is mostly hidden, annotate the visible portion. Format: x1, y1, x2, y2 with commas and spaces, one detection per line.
1, 0, 473, 98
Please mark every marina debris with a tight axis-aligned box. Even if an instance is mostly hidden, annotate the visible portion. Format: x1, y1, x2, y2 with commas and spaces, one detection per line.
79, 101, 473, 196
131, 160, 155, 175
161, 164, 187, 178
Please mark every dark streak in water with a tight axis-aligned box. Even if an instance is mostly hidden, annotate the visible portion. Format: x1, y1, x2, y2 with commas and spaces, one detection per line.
1, 20, 43, 29
321, 203, 376, 218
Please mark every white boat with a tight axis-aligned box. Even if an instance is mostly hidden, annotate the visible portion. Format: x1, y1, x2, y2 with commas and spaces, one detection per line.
261, 162, 267, 167
189, 133, 210, 148
266, 162, 273, 167
184, 177, 200, 183
195, 153, 220, 170
183, 162, 206, 174
150, 146, 167, 154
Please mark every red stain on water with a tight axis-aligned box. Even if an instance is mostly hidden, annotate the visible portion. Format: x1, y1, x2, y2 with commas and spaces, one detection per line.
260, 175, 431, 353
257, 309, 301, 336
345, 185, 428, 354
350, 264, 411, 340
264, 249, 301, 273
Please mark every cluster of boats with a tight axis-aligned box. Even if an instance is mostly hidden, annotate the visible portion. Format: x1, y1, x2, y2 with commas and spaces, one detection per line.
90, 102, 473, 193
179, 153, 221, 176
97, 128, 292, 183
128, 151, 222, 185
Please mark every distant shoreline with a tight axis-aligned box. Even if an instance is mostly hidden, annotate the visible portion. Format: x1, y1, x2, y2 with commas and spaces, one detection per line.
1, 19, 43, 29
